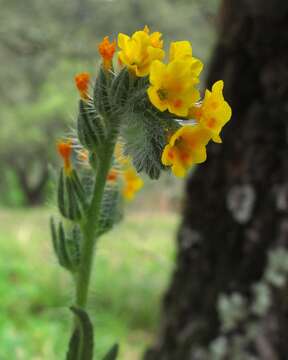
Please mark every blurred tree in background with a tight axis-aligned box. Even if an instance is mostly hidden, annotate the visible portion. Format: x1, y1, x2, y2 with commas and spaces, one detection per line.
0, 0, 217, 206
145, 0, 288, 359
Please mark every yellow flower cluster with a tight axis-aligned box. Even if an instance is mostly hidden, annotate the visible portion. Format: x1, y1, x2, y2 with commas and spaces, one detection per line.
75, 27, 232, 179
162, 81, 232, 177
115, 27, 232, 177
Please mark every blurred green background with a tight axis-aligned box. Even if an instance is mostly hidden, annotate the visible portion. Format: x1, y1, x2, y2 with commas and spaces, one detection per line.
0, 0, 218, 358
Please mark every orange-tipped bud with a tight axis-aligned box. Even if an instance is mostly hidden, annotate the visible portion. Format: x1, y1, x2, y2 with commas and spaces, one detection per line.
98, 36, 116, 70
75, 72, 90, 99
107, 169, 118, 182
57, 140, 73, 175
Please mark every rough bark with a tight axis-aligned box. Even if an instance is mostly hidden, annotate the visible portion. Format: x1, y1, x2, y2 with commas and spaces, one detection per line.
145, 0, 288, 359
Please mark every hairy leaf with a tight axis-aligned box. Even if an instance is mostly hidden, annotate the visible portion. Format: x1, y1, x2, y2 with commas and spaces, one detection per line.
102, 344, 119, 360
96, 184, 123, 237
121, 109, 178, 179
66, 328, 81, 360
78, 100, 107, 151
69, 307, 94, 360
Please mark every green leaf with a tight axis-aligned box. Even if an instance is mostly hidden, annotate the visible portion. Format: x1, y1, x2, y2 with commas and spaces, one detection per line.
110, 68, 130, 113
49, 216, 59, 258
93, 67, 111, 117
102, 344, 119, 360
66, 225, 82, 269
69, 307, 94, 360
96, 184, 123, 237
58, 222, 72, 270
121, 111, 169, 179
77, 100, 107, 151
50, 218, 81, 272
57, 169, 83, 221
58, 169, 66, 216
66, 177, 82, 221
66, 328, 81, 360
70, 170, 87, 208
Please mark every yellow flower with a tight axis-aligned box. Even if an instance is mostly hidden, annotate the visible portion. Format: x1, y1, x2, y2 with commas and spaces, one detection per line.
114, 142, 131, 167
147, 59, 200, 117
118, 26, 165, 77
143, 25, 163, 48
147, 41, 203, 116
122, 167, 144, 200
190, 80, 232, 143
169, 41, 203, 77
162, 125, 211, 177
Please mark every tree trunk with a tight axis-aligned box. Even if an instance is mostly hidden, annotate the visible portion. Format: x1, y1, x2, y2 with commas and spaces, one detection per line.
145, 0, 288, 359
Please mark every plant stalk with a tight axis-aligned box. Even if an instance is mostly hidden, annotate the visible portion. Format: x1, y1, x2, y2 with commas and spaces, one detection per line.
75, 141, 115, 309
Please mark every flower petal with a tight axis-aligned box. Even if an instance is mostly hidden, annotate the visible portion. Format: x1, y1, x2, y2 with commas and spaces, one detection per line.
147, 86, 168, 112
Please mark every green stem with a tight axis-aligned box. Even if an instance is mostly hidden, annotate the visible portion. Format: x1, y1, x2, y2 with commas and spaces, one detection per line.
75, 142, 115, 309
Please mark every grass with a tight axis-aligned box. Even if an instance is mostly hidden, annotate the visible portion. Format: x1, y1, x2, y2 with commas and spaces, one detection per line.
0, 207, 178, 359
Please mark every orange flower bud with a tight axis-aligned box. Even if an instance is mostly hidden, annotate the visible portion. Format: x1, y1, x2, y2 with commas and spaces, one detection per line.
107, 169, 118, 182
75, 72, 90, 99
57, 140, 73, 175
98, 36, 116, 70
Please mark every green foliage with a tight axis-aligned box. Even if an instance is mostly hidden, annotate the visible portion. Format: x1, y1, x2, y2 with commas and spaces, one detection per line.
94, 68, 113, 118
50, 217, 81, 272
96, 184, 123, 238
0, 208, 176, 359
57, 169, 84, 221
78, 100, 108, 152
66, 328, 82, 360
102, 344, 119, 360
121, 109, 180, 179
110, 68, 131, 112
68, 307, 94, 360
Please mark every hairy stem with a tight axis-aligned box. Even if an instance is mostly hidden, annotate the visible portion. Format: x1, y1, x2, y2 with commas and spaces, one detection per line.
75, 141, 115, 309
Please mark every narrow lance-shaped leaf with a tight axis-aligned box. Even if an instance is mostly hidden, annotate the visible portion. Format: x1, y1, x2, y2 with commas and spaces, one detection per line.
70, 170, 87, 208
58, 222, 72, 270
50, 217, 59, 257
58, 169, 66, 216
78, 100, 107, 151
102, 344, 119, 360
66, 328, 81, 360
67, 307, 94, 360
66, 177, 82, 221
